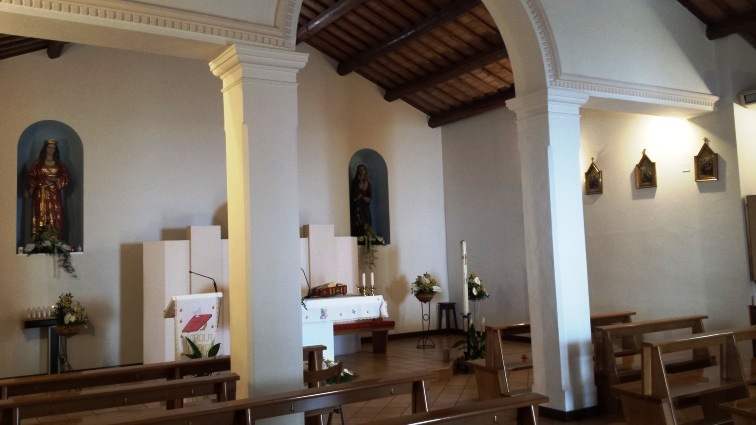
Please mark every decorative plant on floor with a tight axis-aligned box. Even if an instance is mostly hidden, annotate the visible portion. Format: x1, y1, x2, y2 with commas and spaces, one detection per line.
452, 272, 490, 361
452, 323, 486, 361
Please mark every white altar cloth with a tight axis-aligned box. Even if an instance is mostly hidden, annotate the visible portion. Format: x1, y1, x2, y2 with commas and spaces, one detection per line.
301, 295, 388, 360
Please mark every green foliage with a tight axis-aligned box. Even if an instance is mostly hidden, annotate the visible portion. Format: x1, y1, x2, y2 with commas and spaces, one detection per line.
452, 323, 486, 360
183, 337, 221, 359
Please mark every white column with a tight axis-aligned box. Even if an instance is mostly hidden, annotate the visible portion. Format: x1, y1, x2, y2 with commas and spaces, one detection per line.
507, 88, 595, 412
210, 44, 308, 400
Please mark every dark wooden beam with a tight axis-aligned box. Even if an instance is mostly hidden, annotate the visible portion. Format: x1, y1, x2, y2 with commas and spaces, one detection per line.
706, 11, 756, 40
297, 0, 370, 44
0, 40, 47, 60
427, 87, 515, 128
384, 46, 508, 102
46, 41, 66, 59
337, 0, 482, 76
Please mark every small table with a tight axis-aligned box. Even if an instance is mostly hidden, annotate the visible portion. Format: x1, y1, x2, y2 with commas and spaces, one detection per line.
22, 317, 60, 374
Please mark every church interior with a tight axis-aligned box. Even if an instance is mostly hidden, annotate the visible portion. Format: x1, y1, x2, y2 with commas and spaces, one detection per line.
2, 0, 756, 424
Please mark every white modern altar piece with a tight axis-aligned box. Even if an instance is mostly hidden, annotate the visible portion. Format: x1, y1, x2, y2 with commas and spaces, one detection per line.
143, 226, 229, 363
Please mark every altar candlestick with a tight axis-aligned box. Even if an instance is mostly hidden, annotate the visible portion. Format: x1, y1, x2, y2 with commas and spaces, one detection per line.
370, 272, 375, 288
461, 240, 469, 316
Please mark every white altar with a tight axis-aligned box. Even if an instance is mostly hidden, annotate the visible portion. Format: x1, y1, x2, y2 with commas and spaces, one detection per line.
301, 295, 388, 361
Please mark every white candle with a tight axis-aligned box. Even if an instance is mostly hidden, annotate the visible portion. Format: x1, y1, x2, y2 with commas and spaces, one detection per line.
370, 272, 375, 288
461, 240, 469, 316
362, 273, 366, 287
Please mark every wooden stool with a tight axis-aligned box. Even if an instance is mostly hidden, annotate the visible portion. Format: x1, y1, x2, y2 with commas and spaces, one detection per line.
437, 302, 458, 334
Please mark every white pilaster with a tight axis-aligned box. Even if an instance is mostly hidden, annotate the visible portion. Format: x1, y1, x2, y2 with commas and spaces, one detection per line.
210, 44, 308, 400
507, 88, 595, 412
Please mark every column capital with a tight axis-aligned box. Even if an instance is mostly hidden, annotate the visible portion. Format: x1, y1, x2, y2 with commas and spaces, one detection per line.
209, 44, 309, 86
506, 88, 589, 119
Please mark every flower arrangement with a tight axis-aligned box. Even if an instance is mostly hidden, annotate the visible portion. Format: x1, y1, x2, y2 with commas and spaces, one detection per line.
25, 225, 76, 277
410, 272, 442, 294
301, 359, 356, 384
467, 272, 489, 300
452, 323, 486, 361
52, 292, 88, 327
361, 224, 385, 269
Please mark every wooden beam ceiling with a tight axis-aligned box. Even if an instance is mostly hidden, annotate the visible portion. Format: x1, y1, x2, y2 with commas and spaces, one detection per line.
336, 0, 482, 76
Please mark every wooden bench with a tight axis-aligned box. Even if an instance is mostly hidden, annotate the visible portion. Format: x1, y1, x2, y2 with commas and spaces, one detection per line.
470, 311, 636, 400
0, 355, 231, 400
333, 319, 395, 354
593, 315, 711, 414
0, 371, 239, 425
612, 330, 748, 425
470, 322, 533, 399
721, 396, 756, 425
368, 392, 550, 425
733, 325, 756, 385
48, 369, 434, 424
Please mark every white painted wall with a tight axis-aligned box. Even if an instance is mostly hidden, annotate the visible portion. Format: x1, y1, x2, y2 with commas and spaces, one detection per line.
0, 45, 226, 378
296, 43, 449, 333
441, 108, 529, 325
541, 0, 717, 94
581, 108, 751, 330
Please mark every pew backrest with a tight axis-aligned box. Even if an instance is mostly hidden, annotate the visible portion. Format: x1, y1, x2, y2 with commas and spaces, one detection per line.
0, 371, 239, 425
368, 392, 549, 425
0, 356, 231, 399
43, 370, 434, 425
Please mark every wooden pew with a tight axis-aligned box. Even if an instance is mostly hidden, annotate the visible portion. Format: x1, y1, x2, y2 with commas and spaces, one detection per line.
612, 330, 748, 425
721, 396, 756, 425
470, 311, 636, 400
0, 355, 231, 400
733, 325, 756, 385
0, 371, 239, 425
470, 322, 533, 399
45, 370, 434, 425
368, 392, 550, 425
333, 319, 395, 354
593, 315, 711, 413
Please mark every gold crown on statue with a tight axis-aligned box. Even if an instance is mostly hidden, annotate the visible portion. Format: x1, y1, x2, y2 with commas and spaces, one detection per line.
44, 139, 58, 146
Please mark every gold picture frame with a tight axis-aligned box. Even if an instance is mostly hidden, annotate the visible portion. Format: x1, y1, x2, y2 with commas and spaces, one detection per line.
694, 138, 718, 182
635, 149, 656, 189
584, 158, 602, 195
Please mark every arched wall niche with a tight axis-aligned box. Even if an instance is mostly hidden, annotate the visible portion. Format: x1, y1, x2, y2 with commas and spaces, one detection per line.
348, 149, 390, 245
16, 120, 84, 251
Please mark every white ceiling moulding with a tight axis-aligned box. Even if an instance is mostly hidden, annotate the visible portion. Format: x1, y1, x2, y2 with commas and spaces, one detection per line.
0, 0, 291, 59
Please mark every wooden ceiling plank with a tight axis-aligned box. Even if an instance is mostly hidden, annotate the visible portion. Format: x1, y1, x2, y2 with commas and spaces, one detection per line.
297, 0, 372, 44
706, 10, 756, 39
428, 87, 516, 128
385, 46, 508, 101
337, 0, 482, 75
47, 41, 66, 59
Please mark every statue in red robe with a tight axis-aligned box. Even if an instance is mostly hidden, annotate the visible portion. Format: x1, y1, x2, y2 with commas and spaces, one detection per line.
28, 139, 69, 238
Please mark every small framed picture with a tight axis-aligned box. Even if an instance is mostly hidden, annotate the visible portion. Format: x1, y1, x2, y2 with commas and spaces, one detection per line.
584, 158, 602, 195
694, 139, 718, 182
635, 150, 656, 189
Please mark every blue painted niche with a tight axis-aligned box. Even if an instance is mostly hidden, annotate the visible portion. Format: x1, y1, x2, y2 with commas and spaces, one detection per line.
348, 149, 390, 245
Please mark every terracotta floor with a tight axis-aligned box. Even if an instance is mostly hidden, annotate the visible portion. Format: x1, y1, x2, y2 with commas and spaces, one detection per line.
333, 334, 627, 425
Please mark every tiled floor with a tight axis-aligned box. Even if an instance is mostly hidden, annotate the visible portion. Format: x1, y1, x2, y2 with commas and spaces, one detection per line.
333, 334, 626, 424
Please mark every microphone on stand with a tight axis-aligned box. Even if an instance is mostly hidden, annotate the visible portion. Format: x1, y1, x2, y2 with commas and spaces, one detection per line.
189, 270, 219, 293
